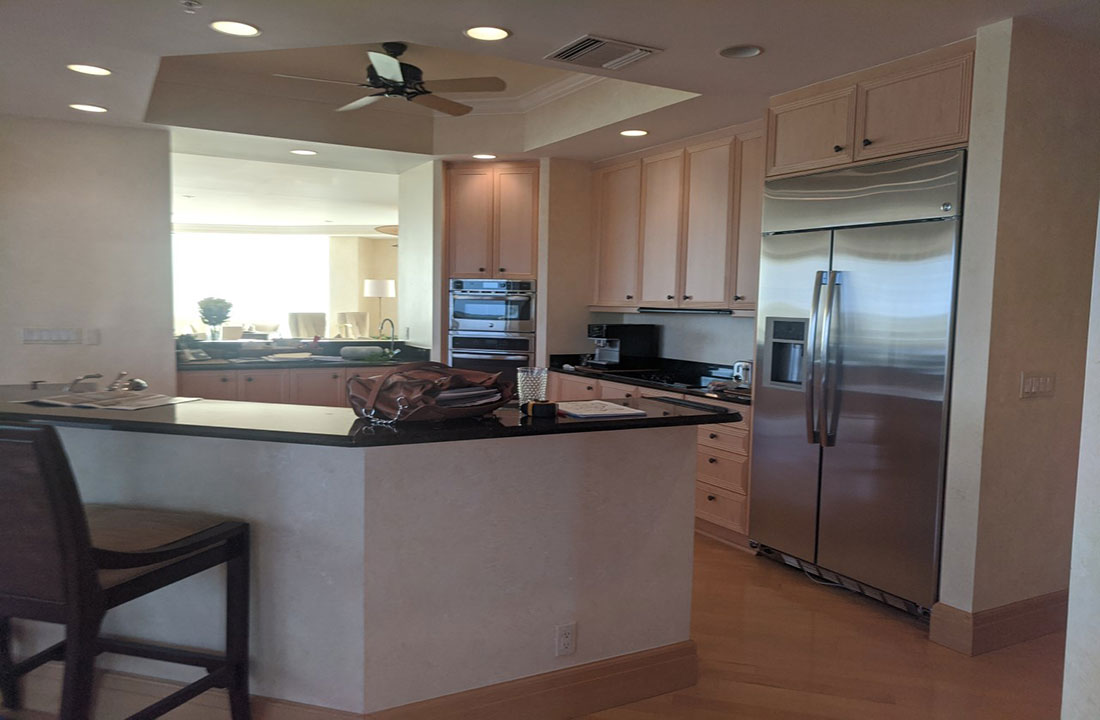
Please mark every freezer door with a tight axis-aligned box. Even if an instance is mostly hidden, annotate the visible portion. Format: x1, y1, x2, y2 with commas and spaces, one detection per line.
816, 220, 958, 606
750, 230, 831, 561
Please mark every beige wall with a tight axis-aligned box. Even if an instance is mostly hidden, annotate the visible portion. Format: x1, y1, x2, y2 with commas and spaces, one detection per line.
1063, 199, 1100, 719
328, 236, 398, 337
397, 161, 443, 352
0, 115, 175, 392
940, 20, 1100, 613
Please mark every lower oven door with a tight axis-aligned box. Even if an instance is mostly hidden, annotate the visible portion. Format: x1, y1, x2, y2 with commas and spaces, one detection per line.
449, 352, 532, 384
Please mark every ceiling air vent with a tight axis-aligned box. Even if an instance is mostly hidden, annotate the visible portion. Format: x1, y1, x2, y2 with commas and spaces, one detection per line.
544, 35, 661, 70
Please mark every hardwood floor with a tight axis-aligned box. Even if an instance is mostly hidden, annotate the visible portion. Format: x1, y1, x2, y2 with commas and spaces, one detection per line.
585, 535, 1065, 720
4, 536, 1064, 720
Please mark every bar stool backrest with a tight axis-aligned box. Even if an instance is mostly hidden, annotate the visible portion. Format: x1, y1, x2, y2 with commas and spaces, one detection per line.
0, 422, 99, 622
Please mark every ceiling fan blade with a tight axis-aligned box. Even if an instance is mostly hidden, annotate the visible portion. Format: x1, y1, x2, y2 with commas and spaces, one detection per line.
336, 94, 386, 112
273, 73, 365, 87
410, 93, 473, 117
421, 76, 507, 93
368, 51, 403, 82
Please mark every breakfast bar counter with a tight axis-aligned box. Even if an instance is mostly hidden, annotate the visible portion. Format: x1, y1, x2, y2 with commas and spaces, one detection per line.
1, 398, 715, 718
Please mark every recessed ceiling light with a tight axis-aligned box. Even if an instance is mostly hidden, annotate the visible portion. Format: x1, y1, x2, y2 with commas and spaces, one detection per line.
67, 64, 112, 76
464, 26, 510, 41
719, 44, 764, 59
620, 129, 648, 137
69, 103, 108, 113
210, 20, 262, 37
290, 149, 317, 156
472, 154, 497, 159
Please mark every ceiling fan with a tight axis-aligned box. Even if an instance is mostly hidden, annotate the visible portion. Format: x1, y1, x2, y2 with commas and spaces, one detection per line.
273, 42, 507, 117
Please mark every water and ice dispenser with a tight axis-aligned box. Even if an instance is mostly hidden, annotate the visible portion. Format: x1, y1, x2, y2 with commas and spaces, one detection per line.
763, 318, 807, 388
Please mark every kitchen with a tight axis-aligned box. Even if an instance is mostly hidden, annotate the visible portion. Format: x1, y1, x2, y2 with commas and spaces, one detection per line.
1, 2, 1099, 719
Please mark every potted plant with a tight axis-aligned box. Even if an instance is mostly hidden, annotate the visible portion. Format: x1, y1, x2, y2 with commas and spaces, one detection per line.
198, 297, 232, 341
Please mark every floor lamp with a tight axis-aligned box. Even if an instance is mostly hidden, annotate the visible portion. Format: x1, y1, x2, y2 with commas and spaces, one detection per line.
363, 279, 397, 337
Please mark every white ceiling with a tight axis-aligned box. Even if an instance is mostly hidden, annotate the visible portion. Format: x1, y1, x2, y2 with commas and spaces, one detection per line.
171, 153, 399, 228
2, 0, 1096, 161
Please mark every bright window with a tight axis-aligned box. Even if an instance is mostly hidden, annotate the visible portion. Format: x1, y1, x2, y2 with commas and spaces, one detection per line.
172, 233, 330, 336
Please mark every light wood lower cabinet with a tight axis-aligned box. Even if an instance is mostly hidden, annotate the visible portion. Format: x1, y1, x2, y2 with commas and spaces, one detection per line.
178, 367, 390, 407
238, 369, 288, 403
177, 371, 238, 400
288, 368, 346, 407
553, 374, 601, 401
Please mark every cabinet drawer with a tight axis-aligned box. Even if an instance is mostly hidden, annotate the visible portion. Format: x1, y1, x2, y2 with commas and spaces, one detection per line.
698, 425, 749, 455
695, 481, 747, 533
696, 448, 748, 494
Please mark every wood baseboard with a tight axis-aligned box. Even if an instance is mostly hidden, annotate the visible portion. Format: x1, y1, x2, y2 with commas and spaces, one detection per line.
695, 518, 755, 553
929, 590, 1068, 655
367, 640, 697, 720
16, 641, 697, 720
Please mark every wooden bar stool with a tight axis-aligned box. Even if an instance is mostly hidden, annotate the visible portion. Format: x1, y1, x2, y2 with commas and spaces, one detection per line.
0, 422, 251, 720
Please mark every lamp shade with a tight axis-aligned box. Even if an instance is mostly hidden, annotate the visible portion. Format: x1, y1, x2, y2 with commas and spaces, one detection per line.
363, 279, 396, 298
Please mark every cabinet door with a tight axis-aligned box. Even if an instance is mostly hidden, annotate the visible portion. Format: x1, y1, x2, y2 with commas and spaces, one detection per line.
733, 134, 765, 308
447, 167, 494, 278
177, 371, 238, 400
854, 54, 972, 161
556, 375, 601, 401
239, 369, 287, 403
766, 87, 856, 176
682, 140, 732, 307
288, 368, 346, 407
594, 162, 641, 306
598, 380, 639, 399
639, 150, 684, 306
494, 166, 538, 279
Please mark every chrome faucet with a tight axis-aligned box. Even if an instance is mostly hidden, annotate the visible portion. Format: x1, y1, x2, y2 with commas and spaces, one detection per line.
65, 373, 103, 392
378, 318, 396, 355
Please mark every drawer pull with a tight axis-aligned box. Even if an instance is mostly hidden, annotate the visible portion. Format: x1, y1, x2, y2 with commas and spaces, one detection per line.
706, 495, 716, 501
332, 373, 340, 379
708, 457, 718, 464
245, 377, 253, 382
220, 377, 229, 383
499, 267, 506, 272
586, 386, 593, 391
478, 267, 486, 272
708, 433, 718, 439
833, 144, 844, 153
625, 393, 632, 398
862, 138, 873, 147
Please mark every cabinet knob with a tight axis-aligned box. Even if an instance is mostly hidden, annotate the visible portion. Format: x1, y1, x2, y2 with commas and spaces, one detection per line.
626, 294, 634, 300
707, 495, 716, 501
734, 295, 745, 301
332, 373, 340, 379
586, 386, 593, 391
626, 393, 633, 398
833, 145, 844, 153
220, 377, 229, 383
246, 377, 253, 382
709, 433, 718, 439
478, 267, 486, 272
666, 294, 675, 300
862, 138, 872, 147
708, 457, 718, 464
683, 295, 692, 300
499, 267, 506, 272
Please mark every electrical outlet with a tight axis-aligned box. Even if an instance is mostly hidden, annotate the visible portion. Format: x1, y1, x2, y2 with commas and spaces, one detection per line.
1020, 371, 1056, 399
21, 328, 83, 344
555, 622, 576, 657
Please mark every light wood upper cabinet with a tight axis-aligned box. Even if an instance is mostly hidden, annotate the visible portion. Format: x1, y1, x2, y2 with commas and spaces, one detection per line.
594, 161, 642, 306
766, 87, 856, 177
733, 134, 764, 308
854, 54, 972, 161
494, 166, 539, 279
639, 150, 685, 306
682, 139, 734, 307
447, 162, 539, 280
447, 168, 494, 277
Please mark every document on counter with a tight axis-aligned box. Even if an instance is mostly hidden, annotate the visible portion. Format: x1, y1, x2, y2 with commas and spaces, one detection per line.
556, 400, 647, 419
12, 391, 201, 411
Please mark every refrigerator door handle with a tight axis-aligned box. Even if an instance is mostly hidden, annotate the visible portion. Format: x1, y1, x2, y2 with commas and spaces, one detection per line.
819, 270, 840, 448
804, 271, 826, 444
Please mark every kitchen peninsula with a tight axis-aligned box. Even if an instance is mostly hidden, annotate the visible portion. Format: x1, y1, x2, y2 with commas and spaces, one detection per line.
0, 396, 732, 718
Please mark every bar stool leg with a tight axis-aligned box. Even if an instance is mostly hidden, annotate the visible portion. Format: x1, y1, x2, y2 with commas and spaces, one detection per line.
226, 531, 251, 720
0, 617, 20, 710
58, 614, 102, 720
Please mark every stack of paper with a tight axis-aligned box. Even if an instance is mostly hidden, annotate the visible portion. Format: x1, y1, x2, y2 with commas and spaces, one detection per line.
435, 387, 502, 408
556, 401, 647, 419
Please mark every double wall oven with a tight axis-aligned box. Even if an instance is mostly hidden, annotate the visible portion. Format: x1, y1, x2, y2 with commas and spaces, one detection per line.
448, 279, 535, 381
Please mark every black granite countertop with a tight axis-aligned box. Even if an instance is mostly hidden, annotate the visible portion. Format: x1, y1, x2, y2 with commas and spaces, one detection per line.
550, 366, 752, 406
0, 397, 739, 449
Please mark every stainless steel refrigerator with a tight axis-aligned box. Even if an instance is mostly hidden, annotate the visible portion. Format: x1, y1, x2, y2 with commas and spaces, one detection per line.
750, 150, 964, 612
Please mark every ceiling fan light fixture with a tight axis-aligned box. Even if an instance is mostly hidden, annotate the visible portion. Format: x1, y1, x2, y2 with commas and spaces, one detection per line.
67, 64, 112, 76
472, 154, 497, 160
719, 44, 764, 59
210, 20, 262, 37
464, 26, 511, 41
69, 103, 108, 113
620, 129, 648, 137
290, 149, 317, 156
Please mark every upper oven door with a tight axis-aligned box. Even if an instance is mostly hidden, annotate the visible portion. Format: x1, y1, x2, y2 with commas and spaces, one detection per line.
449, 292, 535, 332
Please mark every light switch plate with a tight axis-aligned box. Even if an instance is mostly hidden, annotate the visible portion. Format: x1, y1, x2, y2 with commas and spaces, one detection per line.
1020, 371, 1056, 399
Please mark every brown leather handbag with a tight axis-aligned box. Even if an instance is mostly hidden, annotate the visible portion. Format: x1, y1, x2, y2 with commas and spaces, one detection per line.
346, 361, 514, 423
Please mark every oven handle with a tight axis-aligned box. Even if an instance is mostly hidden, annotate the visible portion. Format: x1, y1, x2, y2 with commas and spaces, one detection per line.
451, 292, 533, 299
450, 352, 533, 362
